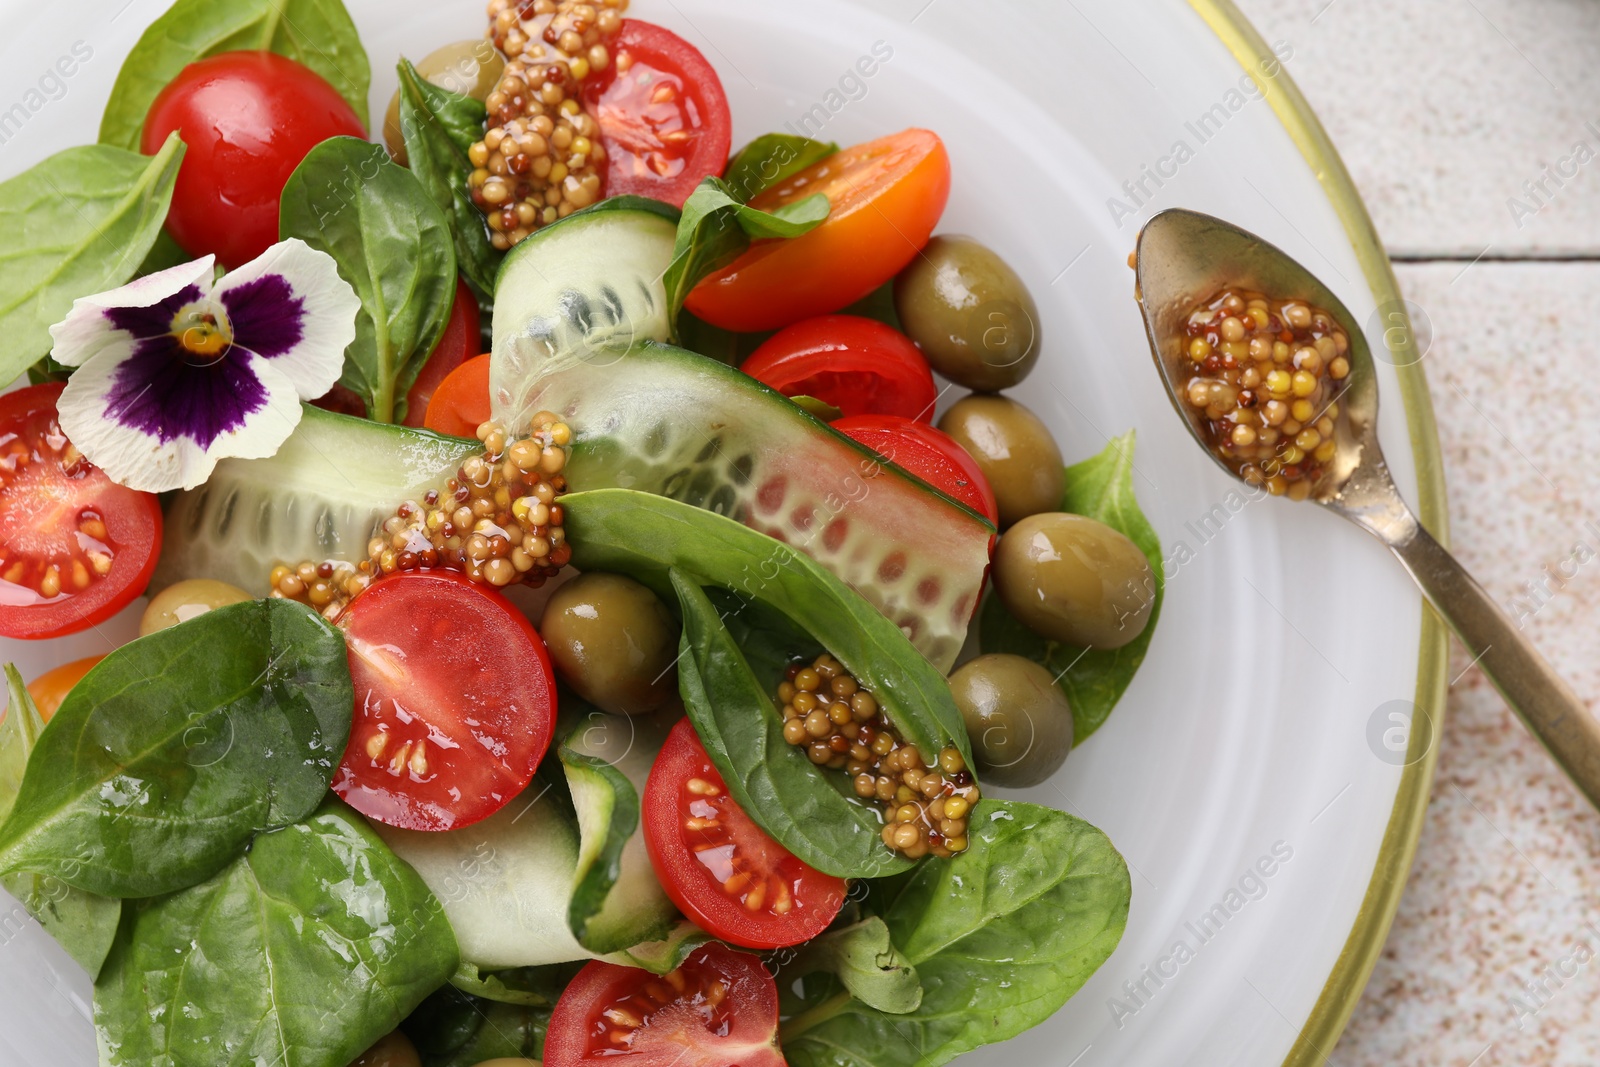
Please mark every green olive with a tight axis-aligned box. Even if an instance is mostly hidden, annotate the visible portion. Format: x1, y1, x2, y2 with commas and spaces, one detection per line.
948, 654, 1072, 788
384, 39, 508, 165
936, 394, 1063, 527
139, 579, 251, 637
348, 1030, 421, 1067
994, 513, 1155, 650
894, 236, 1041, 391
540, 573, 679, 716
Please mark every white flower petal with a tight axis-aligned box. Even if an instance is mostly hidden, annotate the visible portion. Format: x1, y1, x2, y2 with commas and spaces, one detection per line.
48, 256, 216, 368
214, 238, 359, 400
58, 348, 303, 494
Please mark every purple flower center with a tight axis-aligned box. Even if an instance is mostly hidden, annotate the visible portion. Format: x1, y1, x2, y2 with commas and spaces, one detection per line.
99, 280, 301, 451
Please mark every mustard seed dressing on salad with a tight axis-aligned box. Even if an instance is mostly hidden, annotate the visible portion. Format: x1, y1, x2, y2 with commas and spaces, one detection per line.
270, 412, 574, 616
1179, 287, 1352, 499
777, 653, 980, 858
472, 0, 630, 247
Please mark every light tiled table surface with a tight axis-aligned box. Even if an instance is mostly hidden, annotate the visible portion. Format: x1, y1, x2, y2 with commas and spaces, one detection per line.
1231, 1, 1600, 1063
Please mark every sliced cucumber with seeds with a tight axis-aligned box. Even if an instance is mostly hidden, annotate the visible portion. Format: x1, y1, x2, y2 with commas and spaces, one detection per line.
151, 405, 479, 596
489, 201, 992, 669
491, 195, 678, 429
522, 343, 994, 671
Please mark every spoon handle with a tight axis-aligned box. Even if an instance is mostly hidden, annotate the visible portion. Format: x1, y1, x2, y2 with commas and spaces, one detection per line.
1387, 520, 1600, 803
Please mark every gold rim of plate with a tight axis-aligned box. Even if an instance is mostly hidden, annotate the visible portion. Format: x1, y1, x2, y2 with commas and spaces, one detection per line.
1184, 1, 1451, 1064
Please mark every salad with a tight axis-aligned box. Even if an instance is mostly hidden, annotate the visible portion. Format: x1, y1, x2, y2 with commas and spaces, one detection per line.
0, 1, 1162, 1064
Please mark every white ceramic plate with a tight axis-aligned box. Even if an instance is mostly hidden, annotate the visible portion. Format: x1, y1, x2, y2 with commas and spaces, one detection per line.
0, 1, 1446, 1064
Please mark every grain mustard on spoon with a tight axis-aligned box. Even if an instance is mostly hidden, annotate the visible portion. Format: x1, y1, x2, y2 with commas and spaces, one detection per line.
1135, 207, 1600, 807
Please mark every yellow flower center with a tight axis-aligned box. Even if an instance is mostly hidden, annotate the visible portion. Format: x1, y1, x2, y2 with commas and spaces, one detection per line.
171, 308, 232, 363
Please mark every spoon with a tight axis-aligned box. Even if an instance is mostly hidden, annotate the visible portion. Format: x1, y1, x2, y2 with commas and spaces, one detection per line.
1135, 207, 1600, 807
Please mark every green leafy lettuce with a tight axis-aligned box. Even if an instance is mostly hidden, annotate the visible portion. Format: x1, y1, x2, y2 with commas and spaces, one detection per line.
664, 177, 830, 339
781, 801, 1131, 1067
0, 599, 353, 898
0, 134, 184, 387
99, 0, 370, 147
396, 58, 502, 298
780, 916, 923, 1015
980, 430, 1164, 740
94, 799, 458, 1067
671, 573, 912, 880
0, 666, 120, 977
280, 137, 459, 423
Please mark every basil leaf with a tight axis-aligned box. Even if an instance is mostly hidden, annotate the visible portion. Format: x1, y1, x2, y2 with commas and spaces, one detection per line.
0, 665, 121, 977
94, 798, 458, 1067
396, 58, 502, 298
781, 801, 1130, 1067
0, 134, 184, 388
280, 137, 459, 423
0, 599, 353, 898
663, 177, 830, 338
671, 573, 912, 879
406, 987, 550, 1067
562, 488, 970, 766
723, 133, 837, 201
979, 430, 1164, 741
99, 0, 370, 148
779, 917, 923, 1015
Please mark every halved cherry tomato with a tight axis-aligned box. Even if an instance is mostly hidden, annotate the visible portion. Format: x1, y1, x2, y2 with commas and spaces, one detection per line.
581, 20, 732, 207
315, 277, 481, 422
142, 51, 366, 267
333, 571, 556, 832
25, 655, 105, 722
543, 943, 784, 1067
741, 315, 937, 422
404, 277, 481, 428
644, 719, 845, 950
835, 413, 999, 527
423, 353, 492, 438
687, 129, 951, 332
0, 384, 163, 640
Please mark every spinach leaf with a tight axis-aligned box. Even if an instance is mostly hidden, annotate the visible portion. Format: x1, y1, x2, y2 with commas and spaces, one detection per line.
780, 801, 1130, 1067
280, 137, 459, 423
979, 430, 1164, 741
449, 961, 575, 1007
396, 58, 502, 299
406, 986, 550, 1067
671, 573, 911, 879
0, 666, 121, 977
779, 917, 922, 1015
0, 134, 184, 388
99, 0, 370, 148
663, 177, 830, 338
0, 599, 353, 898
94, 798, 458, 1067
562, 488, 970, 767
723, 133, 837, 201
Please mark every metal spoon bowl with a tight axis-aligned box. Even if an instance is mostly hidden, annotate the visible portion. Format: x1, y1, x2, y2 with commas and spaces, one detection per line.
1136, 207, 1600, 809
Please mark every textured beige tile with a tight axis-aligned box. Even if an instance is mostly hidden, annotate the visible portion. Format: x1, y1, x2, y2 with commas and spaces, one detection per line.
1332, 262, 1600, 1065
1233, 0, 1600, 256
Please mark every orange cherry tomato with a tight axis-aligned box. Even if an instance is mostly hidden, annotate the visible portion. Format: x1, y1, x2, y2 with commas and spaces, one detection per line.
423, 353, 491, 439
25, 655, 105, 722
685, 129, 951, 333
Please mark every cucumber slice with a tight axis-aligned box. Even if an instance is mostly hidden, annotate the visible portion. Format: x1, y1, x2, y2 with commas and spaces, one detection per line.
491, 196, 679, 429
370, 790, 588, 970
521, 344, 993, 671
369, 713, 680, 972
151, 405, 479, 596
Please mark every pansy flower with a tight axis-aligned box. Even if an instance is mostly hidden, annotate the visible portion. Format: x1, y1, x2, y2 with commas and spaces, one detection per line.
51, 239, 359, 493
